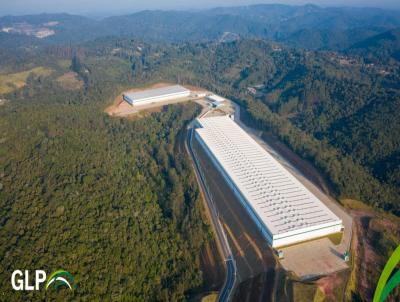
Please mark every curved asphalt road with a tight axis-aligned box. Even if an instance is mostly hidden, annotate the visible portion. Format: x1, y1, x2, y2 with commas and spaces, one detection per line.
186, 122, 237, 302
218, 258, 236, 302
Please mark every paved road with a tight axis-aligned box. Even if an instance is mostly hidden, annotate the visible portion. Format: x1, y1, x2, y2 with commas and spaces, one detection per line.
193, 136, 278, 302
189, 106, 279, 302
186, 123, 237, 302
219, 258, 236, 302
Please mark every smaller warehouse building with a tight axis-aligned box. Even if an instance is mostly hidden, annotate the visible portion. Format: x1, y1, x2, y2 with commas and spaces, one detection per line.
206, 94, 227, 107
123, 85, 191, 106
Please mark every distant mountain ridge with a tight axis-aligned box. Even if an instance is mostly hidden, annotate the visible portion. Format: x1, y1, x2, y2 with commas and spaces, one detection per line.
349, 28, 400, 62
1, 4, 400, 49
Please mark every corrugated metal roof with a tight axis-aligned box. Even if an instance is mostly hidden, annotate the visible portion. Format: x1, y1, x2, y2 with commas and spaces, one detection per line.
195, 115, 342, 239
123, 85, 190, 102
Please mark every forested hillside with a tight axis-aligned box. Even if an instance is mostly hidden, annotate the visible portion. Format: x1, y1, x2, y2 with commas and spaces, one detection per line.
110, 38, 399, 214
0, 52, 211, 300
0, 21, 399, 300
1, 5, 400, 50
2, 36, 398, 215
349, 28, 400, 63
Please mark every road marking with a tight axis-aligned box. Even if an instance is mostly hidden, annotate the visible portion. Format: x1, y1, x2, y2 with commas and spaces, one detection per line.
204, 243, 216, 267
196, 145, 265, 278
243, 232, 264, 262
206, 162, 267, 265
223, 222, 245, 257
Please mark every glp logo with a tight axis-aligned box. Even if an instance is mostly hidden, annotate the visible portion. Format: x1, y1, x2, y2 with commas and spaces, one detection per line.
11, 269, 76, 291
374, 245, 400, 302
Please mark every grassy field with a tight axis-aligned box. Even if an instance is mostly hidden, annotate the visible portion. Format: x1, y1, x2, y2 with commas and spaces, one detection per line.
57, 59, 71, 69
341, 199, 373, 211
327, 232, 343, 245
0, 66, 52, 94
200, 292, 218, 302
56, 71, 84, 90
313, 287, 326, 302
291, 281, 317, 302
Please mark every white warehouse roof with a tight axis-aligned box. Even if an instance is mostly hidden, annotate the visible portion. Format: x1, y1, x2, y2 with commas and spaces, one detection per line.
195, 115, 342, 247
123, 85, 190, 105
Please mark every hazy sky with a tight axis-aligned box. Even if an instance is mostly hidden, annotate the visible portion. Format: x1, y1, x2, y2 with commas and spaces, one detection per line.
2, 0, 400, 16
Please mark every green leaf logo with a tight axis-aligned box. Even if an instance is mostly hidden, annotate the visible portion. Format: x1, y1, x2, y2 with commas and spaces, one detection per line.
46, 270, 76, 291
373, 245, 400, 302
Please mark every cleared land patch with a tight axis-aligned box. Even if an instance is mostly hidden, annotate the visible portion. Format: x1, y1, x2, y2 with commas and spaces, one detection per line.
105, 82, 174, 116
0, 67, 52, 94
342, 199, 400, 301
57, 59, 71, 69
56, 71, 84, 90
105, 82, 208, 116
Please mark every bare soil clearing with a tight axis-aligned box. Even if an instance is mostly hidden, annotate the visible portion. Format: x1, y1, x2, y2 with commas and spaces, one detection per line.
344, 199, 400, 301
316, 272, 345, 301
0, 66, 52, 94
105, 82, 209, 116
105, 82, 172, 116
56, 71, 84, 90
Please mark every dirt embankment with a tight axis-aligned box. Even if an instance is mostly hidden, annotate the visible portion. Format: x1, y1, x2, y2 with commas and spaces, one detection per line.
296, 205, 399, 302
345, 200, 400, 301
105, 82, 173, 116
316, 271, 347, 301
199, 239, 226, 293
105, 82, 209, 117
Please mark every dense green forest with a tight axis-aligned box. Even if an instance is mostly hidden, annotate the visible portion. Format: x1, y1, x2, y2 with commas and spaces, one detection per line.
0, 58, 211, 300
349, 28, 400, 63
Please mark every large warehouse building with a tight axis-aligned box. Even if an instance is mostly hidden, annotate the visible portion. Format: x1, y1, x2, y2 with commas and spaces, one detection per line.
123, 85, 191, 106
194, 116, 343, 248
